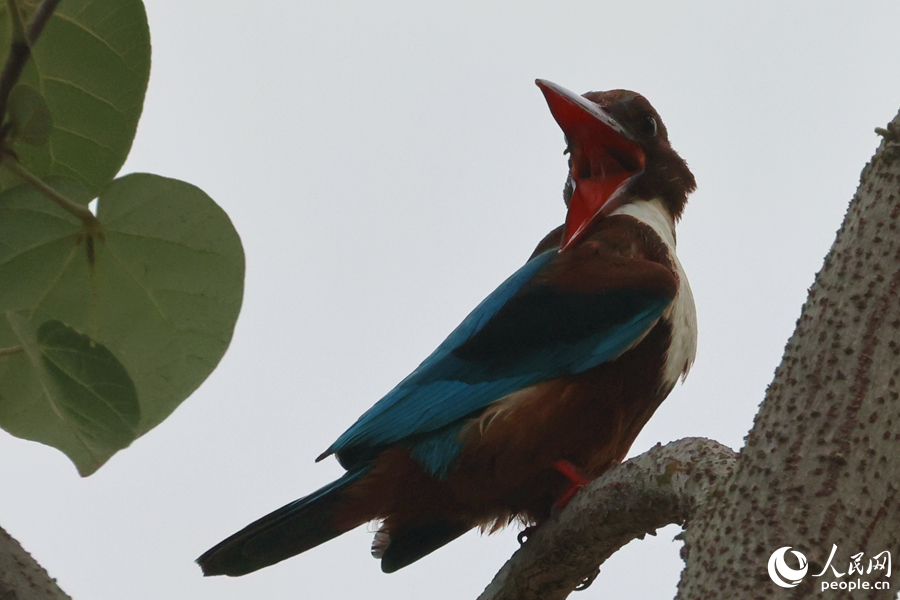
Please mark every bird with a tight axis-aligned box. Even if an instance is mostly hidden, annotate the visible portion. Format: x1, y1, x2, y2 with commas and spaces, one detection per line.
197, 79, 697, 577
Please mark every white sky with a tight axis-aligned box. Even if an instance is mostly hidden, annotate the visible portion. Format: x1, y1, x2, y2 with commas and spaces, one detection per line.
2, 1, 900, 599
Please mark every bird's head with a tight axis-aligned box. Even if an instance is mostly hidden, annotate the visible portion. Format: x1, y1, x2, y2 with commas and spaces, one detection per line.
536, 79, 695, 251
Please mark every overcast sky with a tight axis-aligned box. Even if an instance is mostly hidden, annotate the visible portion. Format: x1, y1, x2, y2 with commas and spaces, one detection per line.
2, 1, 900, 599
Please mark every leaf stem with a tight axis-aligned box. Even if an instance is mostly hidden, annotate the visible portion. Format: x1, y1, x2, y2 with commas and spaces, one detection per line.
1, 156, 98, 225
0, 0, 61, 132
0, 344, 24, 358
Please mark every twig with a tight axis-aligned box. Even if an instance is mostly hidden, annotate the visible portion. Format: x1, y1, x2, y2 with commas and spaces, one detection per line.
24, 0, 62, 42
0, 0, 62, 128
0, 0, 29, 126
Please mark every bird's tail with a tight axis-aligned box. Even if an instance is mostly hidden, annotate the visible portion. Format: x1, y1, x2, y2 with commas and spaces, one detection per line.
197, 466, 371, 576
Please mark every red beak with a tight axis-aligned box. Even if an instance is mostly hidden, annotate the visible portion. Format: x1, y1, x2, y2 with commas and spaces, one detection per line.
536, 80, 645, 251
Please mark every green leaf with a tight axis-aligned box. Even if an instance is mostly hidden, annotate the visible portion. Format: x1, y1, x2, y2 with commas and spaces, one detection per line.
6, 313, 139, 472
0, 174, 244, 475
7, 84, 53, 146
0, 0, 151, 194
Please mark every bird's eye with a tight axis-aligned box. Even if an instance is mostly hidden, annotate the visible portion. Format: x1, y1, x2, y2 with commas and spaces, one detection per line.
640, 115, 658, 137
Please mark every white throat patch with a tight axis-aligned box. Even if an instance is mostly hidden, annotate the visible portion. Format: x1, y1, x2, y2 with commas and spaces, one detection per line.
611, 199, 697, 390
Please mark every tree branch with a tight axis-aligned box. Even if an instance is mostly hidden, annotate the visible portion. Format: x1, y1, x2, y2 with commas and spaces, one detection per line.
0, 525, 71, 600
477, 438, 737, 600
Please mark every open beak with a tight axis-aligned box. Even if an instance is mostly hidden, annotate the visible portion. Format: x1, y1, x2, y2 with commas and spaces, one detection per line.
536, 79, 645, 251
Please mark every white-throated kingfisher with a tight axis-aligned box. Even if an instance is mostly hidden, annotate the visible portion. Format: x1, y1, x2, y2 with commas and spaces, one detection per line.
198, 79, 698, 576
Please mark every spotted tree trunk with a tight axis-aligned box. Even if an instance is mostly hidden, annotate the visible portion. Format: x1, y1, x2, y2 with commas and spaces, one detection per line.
676, 108, 900, 600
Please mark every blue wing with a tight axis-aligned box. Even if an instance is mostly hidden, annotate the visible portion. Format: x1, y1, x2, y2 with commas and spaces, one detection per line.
323, 248, 674, 473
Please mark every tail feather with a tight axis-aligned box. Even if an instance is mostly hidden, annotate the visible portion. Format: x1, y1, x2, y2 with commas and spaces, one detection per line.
197, 467, 370, 576
380, 521, 469, 573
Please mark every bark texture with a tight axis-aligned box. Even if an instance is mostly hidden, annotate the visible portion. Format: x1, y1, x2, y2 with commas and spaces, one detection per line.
0, 526, 71, 600
676, 110, 900, 599
478, 438, 737, 600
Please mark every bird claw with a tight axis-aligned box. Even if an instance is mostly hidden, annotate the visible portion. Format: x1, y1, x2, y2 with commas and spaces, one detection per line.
552, 459, 591, 512
574, 566, 601, 591
517, 526, 538, 546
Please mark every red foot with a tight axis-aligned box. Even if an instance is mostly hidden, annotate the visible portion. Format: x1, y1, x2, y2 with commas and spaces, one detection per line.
553, 460, 591, 511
